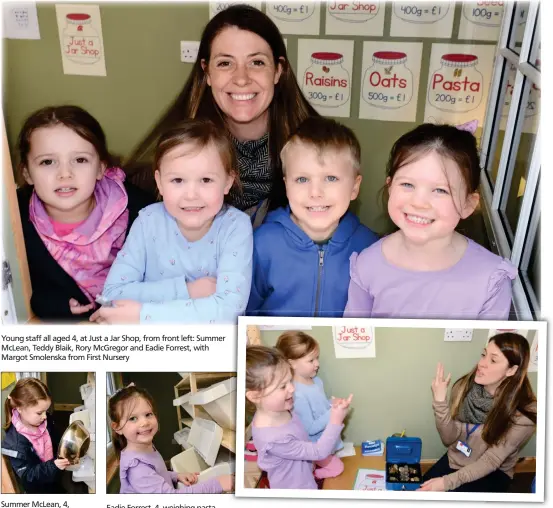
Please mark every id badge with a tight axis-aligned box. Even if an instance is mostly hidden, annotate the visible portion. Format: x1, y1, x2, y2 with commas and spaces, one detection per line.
456, 440, 472, 457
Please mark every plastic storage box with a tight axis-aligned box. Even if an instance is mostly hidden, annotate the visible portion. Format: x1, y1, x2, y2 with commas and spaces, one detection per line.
173, 391, 194, 419
170, 418, 234, 484
385, 436, 422, 491
189, 377, 236, 430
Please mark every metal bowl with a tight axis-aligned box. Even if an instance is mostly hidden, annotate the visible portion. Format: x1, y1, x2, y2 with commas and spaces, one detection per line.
57, 420, 90, 465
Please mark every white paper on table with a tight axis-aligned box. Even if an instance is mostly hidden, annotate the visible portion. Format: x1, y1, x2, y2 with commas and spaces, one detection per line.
336, 442, 356, 458
354, 468, 386, 491
3, 2, 41, 39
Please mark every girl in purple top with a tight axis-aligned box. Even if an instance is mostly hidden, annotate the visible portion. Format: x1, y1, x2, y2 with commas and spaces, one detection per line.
246, 346, 352, 489
344, 123, 516, 320
108, 385, 233, 494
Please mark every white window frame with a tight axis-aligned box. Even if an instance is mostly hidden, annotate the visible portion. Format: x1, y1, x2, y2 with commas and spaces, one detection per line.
479, 1, 540, 320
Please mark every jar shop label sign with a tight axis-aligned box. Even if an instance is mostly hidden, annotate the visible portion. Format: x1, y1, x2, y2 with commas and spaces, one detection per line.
394, 3, 450, 23
303, 52, 351, 107
431, 71, 481, 92
463, 1, 504, 27
269, 3, 313, 21
64, 35, 101, 62
335, 326, 372, 349
328, 1, 379, 22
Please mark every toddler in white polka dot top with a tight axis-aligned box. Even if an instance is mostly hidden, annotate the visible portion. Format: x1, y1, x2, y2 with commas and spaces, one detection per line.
92, 120, 253, 324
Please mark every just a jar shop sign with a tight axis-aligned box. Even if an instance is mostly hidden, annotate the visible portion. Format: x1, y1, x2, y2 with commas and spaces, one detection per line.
55, 4, 107, 76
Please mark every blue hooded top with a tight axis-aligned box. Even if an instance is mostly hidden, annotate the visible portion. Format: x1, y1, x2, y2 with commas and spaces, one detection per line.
246, 206, 379, 317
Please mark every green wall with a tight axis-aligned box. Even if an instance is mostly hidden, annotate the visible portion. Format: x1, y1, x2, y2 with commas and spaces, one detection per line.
3, 2, 497, 235
260, 326, 538, 459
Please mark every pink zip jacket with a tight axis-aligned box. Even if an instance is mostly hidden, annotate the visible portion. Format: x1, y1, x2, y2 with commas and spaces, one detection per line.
28, 167, 129, 302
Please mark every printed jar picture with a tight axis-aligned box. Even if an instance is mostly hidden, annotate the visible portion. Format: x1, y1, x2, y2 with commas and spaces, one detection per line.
463, 1, 504, 27
327, 1, 379, 23
428, 54, 483, 113
362, 51, 413, 109
268, 3, 313, 21
303, 52, 350, 108
502, 62, 540, 119
393, 2, 450, 23
63, 13, 102, 64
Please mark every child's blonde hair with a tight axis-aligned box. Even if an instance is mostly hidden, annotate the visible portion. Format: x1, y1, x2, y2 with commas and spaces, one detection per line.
108, 385, 157, 458
153, 119, 241, 202
3, 378, 51, 429
280, 117, 361, 175
275, 331, 319, 361
246, 346, 290, 413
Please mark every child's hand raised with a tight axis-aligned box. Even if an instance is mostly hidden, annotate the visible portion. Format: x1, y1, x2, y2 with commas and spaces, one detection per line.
187, 277, 217, 299
329, 393, 353, 424
217, 474, 234, 492
177, 472, 199, 486
89, 300, 141, 324
69, 298, 94, 315
54, 458, 71, 470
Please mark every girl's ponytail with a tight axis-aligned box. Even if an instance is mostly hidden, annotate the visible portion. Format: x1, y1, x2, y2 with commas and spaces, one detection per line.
4, 396, 14, 429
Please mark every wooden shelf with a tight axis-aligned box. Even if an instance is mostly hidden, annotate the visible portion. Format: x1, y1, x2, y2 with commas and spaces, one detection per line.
221, 428, 236, 453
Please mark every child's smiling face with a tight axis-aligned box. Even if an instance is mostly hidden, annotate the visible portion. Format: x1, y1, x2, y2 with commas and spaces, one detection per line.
17, 398, 51, 428
115, 396, 158, 448
253, 363, 295, 414
387, 150, 478, 245
155, 141, 234, 242
283, 142, 362, 242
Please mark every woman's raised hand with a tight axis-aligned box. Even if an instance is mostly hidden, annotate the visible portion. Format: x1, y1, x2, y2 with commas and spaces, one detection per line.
431, 362, 451, 402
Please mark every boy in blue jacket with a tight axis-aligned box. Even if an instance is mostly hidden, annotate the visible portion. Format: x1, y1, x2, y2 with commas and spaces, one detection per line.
247, 117, 378, 316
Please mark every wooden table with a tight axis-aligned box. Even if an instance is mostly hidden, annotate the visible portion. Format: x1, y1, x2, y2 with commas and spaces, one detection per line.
323, 446, 386, 490
323, 446, 432, 490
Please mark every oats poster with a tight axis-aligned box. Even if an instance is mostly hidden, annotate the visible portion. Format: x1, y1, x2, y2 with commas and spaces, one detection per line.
359, 41, 423, 122
424, 43, 496, 127
55, 3, 106, 76
325, 1, 385, 37
297, 38, 354, 118
390, 1, 455, 38
266, 2, 321, 35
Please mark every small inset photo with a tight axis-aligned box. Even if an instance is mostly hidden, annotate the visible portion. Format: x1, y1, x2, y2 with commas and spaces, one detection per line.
1, 372, 96, 494
106, 372, 236, 494
237, 318, 545, 501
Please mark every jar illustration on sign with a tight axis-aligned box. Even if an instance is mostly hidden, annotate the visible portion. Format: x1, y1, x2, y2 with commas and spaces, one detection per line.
428, 54, 483, 113
63, 13, 101, 64
328, 1, 379, 23
303, 52, 350, 108
463, 2, 504, 27
269, 3, 313, 22
362, 51, 413, 109
393, 2, 450, 23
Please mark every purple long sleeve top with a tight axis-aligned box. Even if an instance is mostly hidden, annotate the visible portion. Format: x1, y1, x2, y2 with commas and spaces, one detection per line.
119, 447, 223, 494
251, 412, 343, 489
344, 238, 517, 320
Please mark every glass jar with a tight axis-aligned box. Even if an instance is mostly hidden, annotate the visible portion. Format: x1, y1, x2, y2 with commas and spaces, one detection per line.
463, 1, 504, 27
327, 1, 379, 23
428, 54, 483, 113
362, 51, 413, 109
393, 2, 450, 23
302, 52, 350, 108
63, 13, 101, 64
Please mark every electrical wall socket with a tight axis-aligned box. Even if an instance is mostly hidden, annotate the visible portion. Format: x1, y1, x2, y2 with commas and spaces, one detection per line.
444, 329, 473, 341
180, 41, 200, 63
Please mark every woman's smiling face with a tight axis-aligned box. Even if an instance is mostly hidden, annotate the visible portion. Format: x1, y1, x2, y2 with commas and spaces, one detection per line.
203, 26, 282, 138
